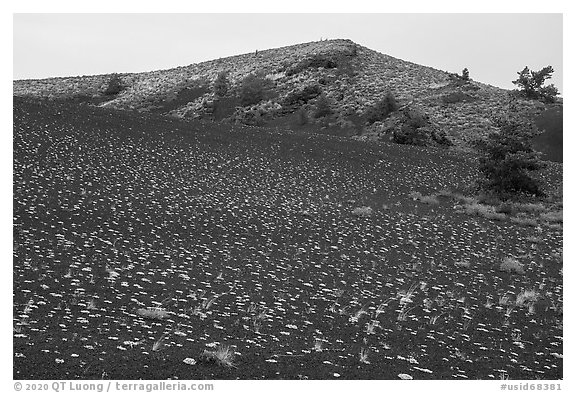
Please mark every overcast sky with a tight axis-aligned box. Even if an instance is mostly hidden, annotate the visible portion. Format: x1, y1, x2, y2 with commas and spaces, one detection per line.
13, 13, 563, 93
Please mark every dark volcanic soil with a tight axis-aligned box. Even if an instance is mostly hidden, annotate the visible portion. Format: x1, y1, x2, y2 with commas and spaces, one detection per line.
13, 97, 562, 380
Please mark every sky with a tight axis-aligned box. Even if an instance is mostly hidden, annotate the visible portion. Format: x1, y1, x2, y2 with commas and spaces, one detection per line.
13, 13, 563, 93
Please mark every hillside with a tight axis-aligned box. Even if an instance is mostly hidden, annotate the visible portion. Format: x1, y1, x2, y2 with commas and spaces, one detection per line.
12, 39, 561, 154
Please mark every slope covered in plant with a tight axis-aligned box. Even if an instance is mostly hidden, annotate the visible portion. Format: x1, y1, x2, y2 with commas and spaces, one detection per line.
13, 39, 560, 150
14, 97, 562, 379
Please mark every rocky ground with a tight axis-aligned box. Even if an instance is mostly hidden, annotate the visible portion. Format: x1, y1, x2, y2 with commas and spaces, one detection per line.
13, 97, 562, 380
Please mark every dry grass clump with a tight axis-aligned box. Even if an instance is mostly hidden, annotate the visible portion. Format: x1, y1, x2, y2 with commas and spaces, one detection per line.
476, 192, 502, 206
455, 195, 477, 205
526, 236, 544, 244
514, 202, 546, 214
540, 210, 563, 223
152, 333, 168, 351
546, 223, 562, 230
437, 191, 490, 215
352, 206, 373, 217
495, 202, 515, 215
408, 191, 439, 205
419, 195, 440, 205
481, 211, 507, 221
202, 344, 237, 368
462, 203, 507, 221
454, 260, 471, 268
359, 347, 371, 364
436, 188, 455, 198
499, 257, 525, 274
515, 289, 539, 308
497, 201, 546, 217
408, 191, 422, 200
137, 307, 170, 320
510, 215, 539, 227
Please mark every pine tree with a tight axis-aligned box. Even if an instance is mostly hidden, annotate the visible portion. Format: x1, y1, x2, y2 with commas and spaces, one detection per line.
475, 98, 546, 196
512, 66, 559, 102
213, 71, 229, 97
104, 73, 123, 96
239, 74, 266, 106
365, 91, 398, 125
314, 94, 332, 118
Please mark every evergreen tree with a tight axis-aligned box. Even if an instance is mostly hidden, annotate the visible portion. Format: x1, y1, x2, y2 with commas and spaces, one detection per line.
239, 74, 266, 106
512, 66, 559, 103
365, 91, 398, 125
104, 73, 123, 96
214, 71, 230, 97
314, 93, 332, 118
475, 98, 546, 196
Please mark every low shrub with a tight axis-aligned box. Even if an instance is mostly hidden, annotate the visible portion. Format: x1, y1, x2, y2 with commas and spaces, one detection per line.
408, 191, 422, 200
431, 129, 453, 146
545, 223, 562, 230
441, 91, 476, 104
463, 203, 491, 216
455, 260, 471, 268
540, 210, 563, 223
419, 195, 440, 205
526, 236, 544, 244
515, 202, 546, 214
136, 307, 170, 320
393, 127, 429, 146
213, 71, 230, 97
482, 211, 507, 221
476, 192, 502, 206
452, 194, 477, 205
392, 106, 433, 146
286, 54, 338, 76
201, 344, 236, 368
283, 84, 322, 108
335, 59, 356, 78
510, 216, 539, 227
352, 206, 373, 217
408, 191, 440, 205
314, 94, 333, 118
463, 203, 507, 221
496, 202, 515, 215
365, 91, 398, 125
295, 107, 309, 126
436, 189, 456, 198
103, 73, 124, 96
239, 73, 270, 107
499, 257, 525, 274
515, 289, 539, 307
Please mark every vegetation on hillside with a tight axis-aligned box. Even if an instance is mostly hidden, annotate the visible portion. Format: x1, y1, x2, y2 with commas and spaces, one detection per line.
512, 66, 559, 103
282, 84, 322, 110
12, 39, 561, 154
364, 91, 398, 125
314, 93, 333, 118
213, 71, 230, 98
239, 73, 275, 107
474, 97, 546, 197
103, 73, 124, 96
392, 106, 431, 146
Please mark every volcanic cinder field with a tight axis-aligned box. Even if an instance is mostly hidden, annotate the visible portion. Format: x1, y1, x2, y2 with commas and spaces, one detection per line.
13, 97, 562, 380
